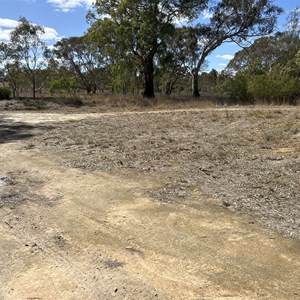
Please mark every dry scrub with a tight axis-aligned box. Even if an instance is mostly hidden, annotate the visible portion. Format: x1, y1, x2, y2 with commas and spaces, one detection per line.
28, 107, 300, 239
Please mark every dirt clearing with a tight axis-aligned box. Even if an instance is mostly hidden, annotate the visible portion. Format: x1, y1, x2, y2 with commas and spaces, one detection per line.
0, 107, 300, 299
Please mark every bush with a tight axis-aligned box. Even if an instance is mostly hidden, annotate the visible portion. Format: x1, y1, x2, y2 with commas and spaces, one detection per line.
49, 76, 76, 95
0, 87, 11, 100
229, 73, 253, 104
62, 97, 83, 107
248, 72, 299, 104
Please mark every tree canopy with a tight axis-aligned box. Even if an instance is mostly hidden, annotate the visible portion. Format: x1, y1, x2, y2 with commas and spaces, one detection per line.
86, 0, 282, 98
10, 17, 47, 99
87, 0, 209, 97
53, 36, 109, 94
1, 2, 298, 105
221, 9, 300, 105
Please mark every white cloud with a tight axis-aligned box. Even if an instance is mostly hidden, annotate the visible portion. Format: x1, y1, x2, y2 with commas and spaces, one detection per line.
0, 19, 19, 40
0, 18, 60, 42
47, 0, 94, 12
46, 44, 55, 50
0, 18, 19, 28
202, 9, 213, 20
216, 54, 234, 61
42, 27, 61, 40
0, 29, 12, 41
219, 63, 227, 66
174, 16, 189, 27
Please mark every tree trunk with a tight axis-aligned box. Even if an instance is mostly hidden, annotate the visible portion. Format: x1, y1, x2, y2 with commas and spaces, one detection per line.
32, 79, 36, 99
30, 71, 36, 99
142, 57, 155, 98
165, 79, 177, 95
86, 86, 92, 94
165, 82, 172, 95
12, 85, 16, 99
192, 69, 200, 98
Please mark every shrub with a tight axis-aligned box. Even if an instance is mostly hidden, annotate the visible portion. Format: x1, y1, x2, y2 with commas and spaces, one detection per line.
248, 73, 299, 104
62, 97, 83, 107
0, 87, 11, 100
49, 76, 76, 95
229, 73, 253, 104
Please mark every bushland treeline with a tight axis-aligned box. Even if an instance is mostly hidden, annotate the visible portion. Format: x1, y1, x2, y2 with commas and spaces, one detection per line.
0, 1, 299, 104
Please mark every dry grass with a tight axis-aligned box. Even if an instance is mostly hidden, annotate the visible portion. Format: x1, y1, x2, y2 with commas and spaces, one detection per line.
28, 106, 300, 239
2, 93, 300, 117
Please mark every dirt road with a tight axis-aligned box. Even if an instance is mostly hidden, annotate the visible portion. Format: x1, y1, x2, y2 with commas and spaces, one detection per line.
0, 110, 300, 300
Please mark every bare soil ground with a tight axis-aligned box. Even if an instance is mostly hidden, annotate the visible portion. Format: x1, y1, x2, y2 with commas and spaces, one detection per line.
0, 107, 300, 300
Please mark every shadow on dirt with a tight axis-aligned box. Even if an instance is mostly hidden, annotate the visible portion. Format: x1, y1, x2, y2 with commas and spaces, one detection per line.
0, 115, 53, 144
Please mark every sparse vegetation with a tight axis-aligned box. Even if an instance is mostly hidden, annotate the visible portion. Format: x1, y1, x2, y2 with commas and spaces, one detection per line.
27, 107, 300, 239
1, 2, 300, 299
2, 109, 300, 299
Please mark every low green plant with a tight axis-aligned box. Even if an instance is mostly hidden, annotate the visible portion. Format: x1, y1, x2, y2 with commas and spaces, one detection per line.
0, 87, 11, 100
49, 76, 76, 96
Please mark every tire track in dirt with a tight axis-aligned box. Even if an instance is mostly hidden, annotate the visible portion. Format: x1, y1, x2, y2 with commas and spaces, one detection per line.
0, 110, 300, 299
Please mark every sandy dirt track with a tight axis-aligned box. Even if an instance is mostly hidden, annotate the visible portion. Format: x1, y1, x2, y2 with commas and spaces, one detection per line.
0, 109, 300, 300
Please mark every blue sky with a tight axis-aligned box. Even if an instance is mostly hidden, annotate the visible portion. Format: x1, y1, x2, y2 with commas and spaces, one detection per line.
0, 0, 299, 71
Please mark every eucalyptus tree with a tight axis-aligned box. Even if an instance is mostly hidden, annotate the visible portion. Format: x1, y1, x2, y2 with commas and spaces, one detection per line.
0, 42, 23, 98
227, 5, 300, 76
225, 26, 300, 104
286, 6, 300, 38
87, 0, 209, 98
191, 0, 283, 97
10, 17, 48, 99
53, 35, 109, 94
159, 26, 201, 95
227, 32, 299, 74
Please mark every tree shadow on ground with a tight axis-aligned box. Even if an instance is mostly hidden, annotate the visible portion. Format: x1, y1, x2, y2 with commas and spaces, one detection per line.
0, 115, 53, 144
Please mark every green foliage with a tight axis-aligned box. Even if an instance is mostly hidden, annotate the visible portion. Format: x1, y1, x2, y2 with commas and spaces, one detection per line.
190, 0, 283, 96
49, 76, 76, 95
110, 63, 141, 95
0, 2, 295, 102
10, 17, 46, 69
296, 50, 300, 67
286, 6, 300, 38
247, 74, 271, 102
227, 32, 300, 74
229, 73, 252, 104
87, 0, 209, 97
199, 69, 218, 95
0, 87, 11, 100
10, 17, 47, 99
224, 7, 300, 105
218, 69, 299, 105
158, 26, 200, 95
248, 72, 299, 104
53, 35, 109, 94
